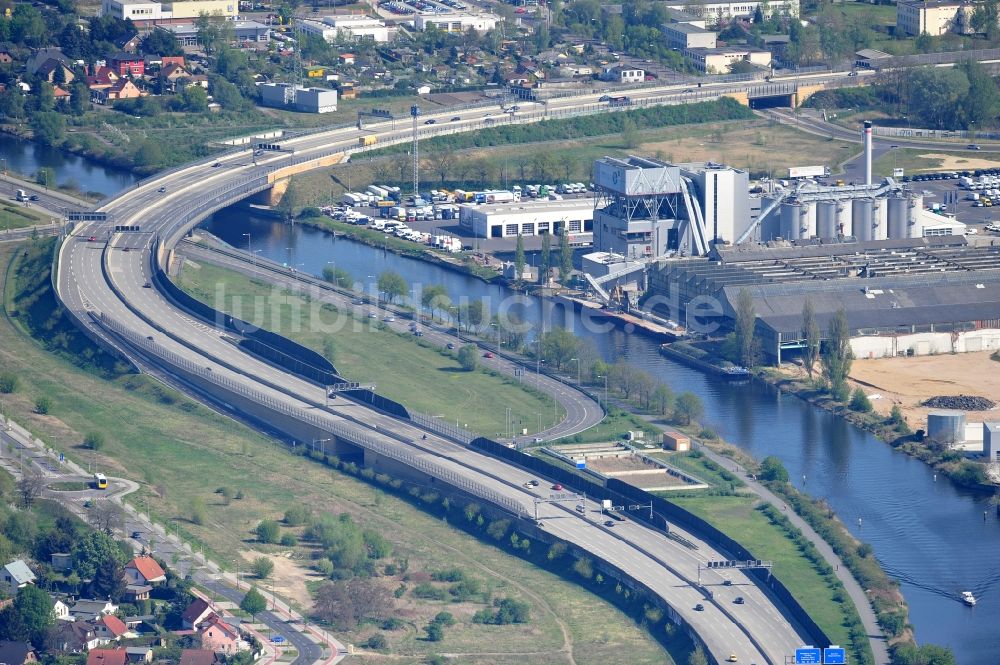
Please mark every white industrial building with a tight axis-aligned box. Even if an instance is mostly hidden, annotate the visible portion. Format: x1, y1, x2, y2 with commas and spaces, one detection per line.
985, 422, 1000, 462
459, 199, 594, 240
600, 65, 646, 83
662, 23, 717, 50
413, 12, 499, 33
661, 0, 799, 24
101, 0, 238, 20
295, 15, 390, 42
685, 46, 772, 73
259, 83, 337, 113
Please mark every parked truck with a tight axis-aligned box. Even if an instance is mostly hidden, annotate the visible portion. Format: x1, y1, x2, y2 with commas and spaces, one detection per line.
15, 189, 27, 202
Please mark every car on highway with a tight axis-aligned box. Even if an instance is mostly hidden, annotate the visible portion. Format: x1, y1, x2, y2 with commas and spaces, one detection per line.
158, 186, 166, 192
143, 282, 151, 288
483, 351, 494, 358
383, 315, 395, 322
368, 312, 377, 318
551, 483, 563, 490
424, 119, 436, 125
576, 504, 586, 513
604, 520, 615, 527
734, 596, 745, 604
29, 194, 38, 201
968, 144, 982, 150
351, 298, 364, 305
88, 236, 97, 241
212, 162, 222, 168
131, 531, 142, 539
723, 579, 732, 586
414, 330, 423, 336
694, 603, 704, 611
123, 247, 130, 252
271, 636, 286, 644
446, 342, 455, 349
727, 655, 738, 663
450, 116, 461, 122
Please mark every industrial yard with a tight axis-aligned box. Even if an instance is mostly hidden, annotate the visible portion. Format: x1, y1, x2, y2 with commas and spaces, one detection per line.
849, 351, 1000, 426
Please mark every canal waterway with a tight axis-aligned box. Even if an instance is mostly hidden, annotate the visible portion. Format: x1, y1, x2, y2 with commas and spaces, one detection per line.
203, 209, 999, 664
0, 133, 138, 196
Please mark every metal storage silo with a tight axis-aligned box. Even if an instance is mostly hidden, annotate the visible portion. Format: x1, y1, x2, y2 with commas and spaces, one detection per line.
927, 410, 967, 445
801, 200, 817, 238
908, 193, 923, 238
852, 198, 874, 241
873, 197, 888, 240
781, 202, 803, 240
837, 201, 852, 237
887, 195, 908, 239
817, 200, 838, 238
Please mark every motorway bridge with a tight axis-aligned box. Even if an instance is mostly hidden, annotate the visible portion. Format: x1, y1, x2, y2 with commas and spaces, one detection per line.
54, 85, 845, 665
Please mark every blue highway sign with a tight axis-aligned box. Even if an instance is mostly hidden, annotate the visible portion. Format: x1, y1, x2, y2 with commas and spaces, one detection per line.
795, 647, 822, 664
824, 647, 846, 665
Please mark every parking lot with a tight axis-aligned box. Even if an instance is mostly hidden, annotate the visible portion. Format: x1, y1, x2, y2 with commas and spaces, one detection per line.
903, 170, 1000, 233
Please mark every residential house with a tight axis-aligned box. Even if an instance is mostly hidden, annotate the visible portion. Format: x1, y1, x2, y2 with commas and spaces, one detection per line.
161, 55, 186, 68
26, 48, 70, 76
339, 53, 355, 65
158, 63, 191, 91
70, 599, 118, 622
52, 622, 101, 653
124, 647, 152, 663
53, 86, 71, 104
86, 649, 128, 665
93, 614, 129, 644
198, 615, 246, 655
0, 641, 37, 665
178, 650, 218, 665
108, 52, 145, 78
52, 598, 72, 621
121, 615, 153, 632
1, 560, 36, 596
86, 66, 120, 91
124, 584, 152, 602
599, 65, 644, 83
181, 598, 215, 630
117, 35, 142, 54
183, 75, 209, 89
35, 58, 75, 84
0, 47, 13, 64
124, 557, 166, 586
94, 78, 142, 104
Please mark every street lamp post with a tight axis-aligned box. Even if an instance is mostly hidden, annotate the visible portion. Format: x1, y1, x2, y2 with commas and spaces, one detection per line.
569, 357, 581, 385
596, 374, 609, 408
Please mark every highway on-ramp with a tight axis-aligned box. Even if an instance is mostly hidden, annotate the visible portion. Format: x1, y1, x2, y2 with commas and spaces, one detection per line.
56, 94, 819, 665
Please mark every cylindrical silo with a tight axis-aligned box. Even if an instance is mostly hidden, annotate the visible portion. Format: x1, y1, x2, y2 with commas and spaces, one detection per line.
873, 197, 888, 240
853, 198, 874, 241
888, 195, 907, 239
817, 200, 838, 238
781, 202, 803, 240
801, 200, 817, 238
837, 201, 852, 237
927, 410, 967, 445
907, 193, 923, 238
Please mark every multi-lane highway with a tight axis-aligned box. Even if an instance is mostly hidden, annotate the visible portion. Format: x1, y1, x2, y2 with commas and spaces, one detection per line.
55, 91, 821, 664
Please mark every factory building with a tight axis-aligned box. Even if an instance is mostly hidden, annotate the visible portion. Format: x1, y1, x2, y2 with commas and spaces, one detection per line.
662, 22, 717, 50
649, 237, 1000, 363
681, 163, 750, 245
459, 199, 594, 240
413, 12, 498, 33
296, 15, 391, 42
259, 83, 337, 113
102, 0, 238, 21
985, 422, 1000, 462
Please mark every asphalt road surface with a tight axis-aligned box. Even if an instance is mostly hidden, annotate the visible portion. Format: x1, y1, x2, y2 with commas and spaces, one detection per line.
55, 90, 835, 664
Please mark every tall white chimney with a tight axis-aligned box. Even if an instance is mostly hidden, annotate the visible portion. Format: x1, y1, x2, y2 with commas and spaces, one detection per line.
863, 121, 873, 187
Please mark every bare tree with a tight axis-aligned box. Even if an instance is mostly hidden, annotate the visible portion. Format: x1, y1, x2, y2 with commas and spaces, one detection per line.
314, 579, 393, 628
426, 151, 451, 184
89, 499, 122, 535
18, 470, 45, 507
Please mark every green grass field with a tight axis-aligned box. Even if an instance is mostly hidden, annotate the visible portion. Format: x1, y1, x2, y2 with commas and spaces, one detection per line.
669, 494, 851, 647
0, 240, 671, 665
0, 203, 49, 230
176, 260, 562, 438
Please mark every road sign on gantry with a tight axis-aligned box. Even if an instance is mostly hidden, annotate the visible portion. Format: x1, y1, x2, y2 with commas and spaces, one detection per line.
794, 647, 822, 664
823, 647, 846, 665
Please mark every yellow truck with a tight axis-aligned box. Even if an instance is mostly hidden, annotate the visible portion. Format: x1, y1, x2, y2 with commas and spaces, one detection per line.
359, 136, 378, 147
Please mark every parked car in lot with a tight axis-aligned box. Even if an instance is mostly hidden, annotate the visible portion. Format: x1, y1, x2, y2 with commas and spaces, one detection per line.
447, 342, 456, 349
483, 351, 494, 358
